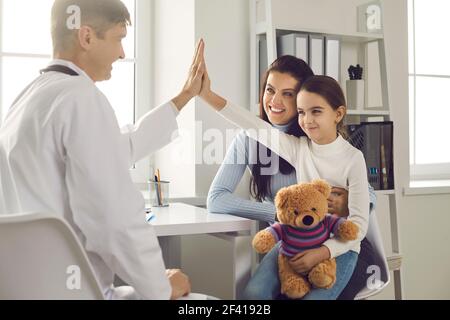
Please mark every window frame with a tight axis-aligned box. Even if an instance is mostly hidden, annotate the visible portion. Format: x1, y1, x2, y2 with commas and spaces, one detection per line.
0, 0, 153, 183
130, 0, 153, 184
0, 0, 3, 123
408, 0, 450, 181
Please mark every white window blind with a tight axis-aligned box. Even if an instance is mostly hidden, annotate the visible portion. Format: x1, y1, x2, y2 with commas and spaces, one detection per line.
0, 0, 136, 128
408, 0, 450, 180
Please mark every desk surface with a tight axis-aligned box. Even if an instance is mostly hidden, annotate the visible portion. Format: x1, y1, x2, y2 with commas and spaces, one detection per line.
149, 203, 253, 237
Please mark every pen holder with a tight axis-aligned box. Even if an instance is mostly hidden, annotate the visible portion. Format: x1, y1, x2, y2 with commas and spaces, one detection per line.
148, 180, 170, 207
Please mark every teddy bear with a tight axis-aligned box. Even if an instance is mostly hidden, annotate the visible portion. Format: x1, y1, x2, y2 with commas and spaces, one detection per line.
252, 179, 359, 299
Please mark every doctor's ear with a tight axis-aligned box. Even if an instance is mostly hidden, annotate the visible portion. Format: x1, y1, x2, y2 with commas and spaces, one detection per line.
78, 26, 95, 50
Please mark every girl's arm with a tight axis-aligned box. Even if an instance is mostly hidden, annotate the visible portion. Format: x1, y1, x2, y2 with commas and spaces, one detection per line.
201, 90, 301, 167
207, 131, 277, 223
323, 151, 370, 259
199, 66, 301, 166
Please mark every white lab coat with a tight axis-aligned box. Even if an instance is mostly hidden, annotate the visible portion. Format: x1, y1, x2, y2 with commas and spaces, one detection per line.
0, 59, 179, 299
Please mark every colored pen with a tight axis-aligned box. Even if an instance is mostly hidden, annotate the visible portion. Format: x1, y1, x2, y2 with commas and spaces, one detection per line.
156, 169, 163, 205
154, 174, 161, 206
146, 211, 156, 222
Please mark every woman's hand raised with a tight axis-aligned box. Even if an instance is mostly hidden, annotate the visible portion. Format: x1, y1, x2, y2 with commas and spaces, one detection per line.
172, 39, 205, 111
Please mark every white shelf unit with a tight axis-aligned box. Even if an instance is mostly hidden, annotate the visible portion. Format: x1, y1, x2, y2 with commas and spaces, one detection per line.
252, 106, 390, 117
250, 0, 403, 299
347, 110, 390, 116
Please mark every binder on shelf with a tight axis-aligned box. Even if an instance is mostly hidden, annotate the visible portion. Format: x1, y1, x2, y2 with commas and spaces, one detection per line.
309, 35, 324, 75
347, 121, 394, 190
380, 122, 394, 190
277, 33, 309, 63
325, 36, 341, 82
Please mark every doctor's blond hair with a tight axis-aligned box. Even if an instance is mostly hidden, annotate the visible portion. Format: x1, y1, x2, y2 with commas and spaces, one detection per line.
51, 0, 131, 54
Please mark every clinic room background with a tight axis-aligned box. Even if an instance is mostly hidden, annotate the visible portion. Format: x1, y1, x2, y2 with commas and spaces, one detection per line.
1, 0, 450, 300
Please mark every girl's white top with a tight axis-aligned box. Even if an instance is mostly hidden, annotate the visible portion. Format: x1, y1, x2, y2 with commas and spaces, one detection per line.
219, 102, 370, 258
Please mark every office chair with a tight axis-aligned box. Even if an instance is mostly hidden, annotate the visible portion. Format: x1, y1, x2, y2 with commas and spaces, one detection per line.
0, 212, 104, 300
354, 210, 390, 300
0, 211, 214, 300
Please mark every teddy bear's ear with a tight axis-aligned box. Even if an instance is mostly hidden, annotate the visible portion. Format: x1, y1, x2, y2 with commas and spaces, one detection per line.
311, 179, 331, 198
275, 187, 290, 210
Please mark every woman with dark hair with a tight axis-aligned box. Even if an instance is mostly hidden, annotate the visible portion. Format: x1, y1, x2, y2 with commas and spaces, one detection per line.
206, 57, 376, 300
207, 55, 312, 223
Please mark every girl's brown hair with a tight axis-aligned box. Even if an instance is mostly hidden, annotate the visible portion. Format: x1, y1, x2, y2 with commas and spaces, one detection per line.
299, 75, 348, 138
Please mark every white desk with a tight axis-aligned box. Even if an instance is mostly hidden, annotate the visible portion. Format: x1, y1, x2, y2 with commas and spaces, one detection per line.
149, 203, 254, 300
150, 203, 253, 236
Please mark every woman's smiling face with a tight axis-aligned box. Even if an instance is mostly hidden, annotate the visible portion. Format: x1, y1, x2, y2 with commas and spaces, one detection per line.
263, 71, 299, 125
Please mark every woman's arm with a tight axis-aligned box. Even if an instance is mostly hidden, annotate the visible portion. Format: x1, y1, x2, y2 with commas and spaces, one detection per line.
207, 132, 277, 223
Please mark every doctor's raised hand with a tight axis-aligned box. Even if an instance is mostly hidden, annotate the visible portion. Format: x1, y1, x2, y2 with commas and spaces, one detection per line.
171, 39, 206, 111
198, 45, 227, 111
0, 0, 215, 301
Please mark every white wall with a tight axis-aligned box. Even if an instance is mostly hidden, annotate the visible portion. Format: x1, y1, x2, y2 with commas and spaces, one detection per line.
194, 0, 250, 196
400, 194, 450, 299
271, 0, 369, 34
153, 0, 196, 197
153, 0, 250, 198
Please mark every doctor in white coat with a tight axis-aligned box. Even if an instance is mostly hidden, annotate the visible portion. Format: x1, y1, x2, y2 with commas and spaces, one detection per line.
0, 0, 205, 300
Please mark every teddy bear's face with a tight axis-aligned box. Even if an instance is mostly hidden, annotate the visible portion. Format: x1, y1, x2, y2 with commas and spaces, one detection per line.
275, 180, 331, 229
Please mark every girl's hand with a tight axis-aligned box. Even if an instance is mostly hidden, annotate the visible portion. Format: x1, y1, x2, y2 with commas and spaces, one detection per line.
183, 39, 205, 97
172, 39, 205, 110
195, 44, 227, 111
199, 64, 212, 100
288, 246, 330, 274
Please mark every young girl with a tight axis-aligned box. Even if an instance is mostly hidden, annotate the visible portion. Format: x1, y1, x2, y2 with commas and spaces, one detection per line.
200, 73, 370, 299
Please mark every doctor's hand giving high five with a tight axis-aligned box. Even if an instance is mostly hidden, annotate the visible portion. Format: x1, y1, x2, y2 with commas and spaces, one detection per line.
171, 39, 206, 111
164, 41, 209, 300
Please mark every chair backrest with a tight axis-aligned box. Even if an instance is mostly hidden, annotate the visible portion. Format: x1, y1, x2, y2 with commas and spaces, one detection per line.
0, 212, 104, 300
354, 210, 390, 300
